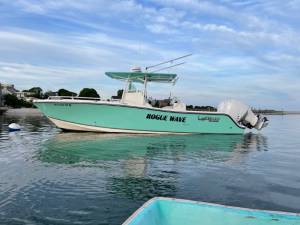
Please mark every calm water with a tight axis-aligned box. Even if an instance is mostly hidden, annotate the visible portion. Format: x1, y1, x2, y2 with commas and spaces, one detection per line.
0, 109, 300, 225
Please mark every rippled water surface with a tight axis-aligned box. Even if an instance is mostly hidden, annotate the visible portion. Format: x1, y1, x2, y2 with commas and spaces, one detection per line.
0, 109, 300, 225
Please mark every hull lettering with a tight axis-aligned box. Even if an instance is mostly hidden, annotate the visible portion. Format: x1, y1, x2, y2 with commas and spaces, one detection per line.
146, 114, 186, 123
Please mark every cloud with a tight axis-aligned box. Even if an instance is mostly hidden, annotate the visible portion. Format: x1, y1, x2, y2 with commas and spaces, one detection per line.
0, 61, 102, 86
0, 27, 187, 96
0, 0, 300, 109
150, 0, 234, 18
146, 24, 179, 34
182, 21, 235, 33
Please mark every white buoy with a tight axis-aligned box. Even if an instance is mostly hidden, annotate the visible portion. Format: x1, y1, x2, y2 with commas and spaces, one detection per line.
8, 123, 21, 132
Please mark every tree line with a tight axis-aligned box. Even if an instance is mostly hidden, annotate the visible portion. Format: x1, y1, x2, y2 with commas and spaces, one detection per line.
27, 87, 101, 98
3, 86, 217, 111
3, 87, 102, 108
186, 105, 217, 111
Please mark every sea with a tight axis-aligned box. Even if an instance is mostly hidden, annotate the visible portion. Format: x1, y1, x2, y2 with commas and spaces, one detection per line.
0, 109, 300, 225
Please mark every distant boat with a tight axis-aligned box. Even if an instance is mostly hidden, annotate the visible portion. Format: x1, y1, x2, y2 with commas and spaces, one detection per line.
122, 197, 300, 225
34, 55, 268, 134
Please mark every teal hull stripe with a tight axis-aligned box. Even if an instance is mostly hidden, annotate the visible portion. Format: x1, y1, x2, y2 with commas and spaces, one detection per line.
38, 101, 245, 129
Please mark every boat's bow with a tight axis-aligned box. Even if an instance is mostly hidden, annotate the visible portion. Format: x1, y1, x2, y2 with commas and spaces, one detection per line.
123, 197, 300, 225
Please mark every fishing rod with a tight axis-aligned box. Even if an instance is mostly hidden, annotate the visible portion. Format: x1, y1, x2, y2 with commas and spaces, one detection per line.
149, 62, 186, 73
145, 53, 192, 71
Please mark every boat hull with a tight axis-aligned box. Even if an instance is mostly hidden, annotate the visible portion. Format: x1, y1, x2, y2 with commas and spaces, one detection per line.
34, 100, 245, 134
123, 197, 300, 225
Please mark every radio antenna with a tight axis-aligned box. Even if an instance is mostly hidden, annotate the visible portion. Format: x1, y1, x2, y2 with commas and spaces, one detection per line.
145, 53, 192, 71
150, 62, 186, 73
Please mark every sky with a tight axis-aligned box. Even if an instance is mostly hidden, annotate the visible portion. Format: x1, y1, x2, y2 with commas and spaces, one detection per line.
0, 0, 300, 110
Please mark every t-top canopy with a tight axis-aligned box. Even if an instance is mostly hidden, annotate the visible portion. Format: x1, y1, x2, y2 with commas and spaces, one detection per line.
105, 72, 177, 83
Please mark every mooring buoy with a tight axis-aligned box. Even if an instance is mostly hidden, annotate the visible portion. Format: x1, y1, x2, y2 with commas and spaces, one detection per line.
8, 123, 21, 132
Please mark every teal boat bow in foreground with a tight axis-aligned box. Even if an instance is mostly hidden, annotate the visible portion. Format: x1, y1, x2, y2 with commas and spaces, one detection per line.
123, 197, 300, 225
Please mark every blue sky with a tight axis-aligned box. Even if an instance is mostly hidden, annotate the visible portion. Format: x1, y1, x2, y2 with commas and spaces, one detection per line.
0, 0, 300, 110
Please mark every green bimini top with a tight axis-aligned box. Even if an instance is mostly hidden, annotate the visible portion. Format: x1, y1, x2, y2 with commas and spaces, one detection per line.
105, 72, 177, 83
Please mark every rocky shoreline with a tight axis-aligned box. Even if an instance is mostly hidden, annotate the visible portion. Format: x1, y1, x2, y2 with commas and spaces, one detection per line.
3, 108, 42, 116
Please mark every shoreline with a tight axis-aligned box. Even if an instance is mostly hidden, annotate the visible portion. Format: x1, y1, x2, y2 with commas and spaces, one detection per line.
3, 108, 42, 116
261, 112, 300, 115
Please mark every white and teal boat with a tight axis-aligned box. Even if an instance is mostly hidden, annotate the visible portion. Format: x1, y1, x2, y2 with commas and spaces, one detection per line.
123, 197, 300, 225
34, 67, 268, 134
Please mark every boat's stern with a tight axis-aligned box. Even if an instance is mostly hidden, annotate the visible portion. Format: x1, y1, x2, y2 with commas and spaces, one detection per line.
218, 99, 268, 131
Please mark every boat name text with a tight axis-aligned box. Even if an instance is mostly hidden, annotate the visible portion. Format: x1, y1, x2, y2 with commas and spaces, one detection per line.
146, 114, 186, 123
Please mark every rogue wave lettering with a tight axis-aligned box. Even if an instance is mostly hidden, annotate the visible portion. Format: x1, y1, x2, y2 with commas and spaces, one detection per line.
169, 116, 186, 122
146, 114, 167, 121
146, 114, 186, 123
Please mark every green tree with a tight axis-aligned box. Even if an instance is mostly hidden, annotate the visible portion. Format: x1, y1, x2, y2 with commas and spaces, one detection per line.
43, 91, 51, 99
186, 105, 194, 110
4, 94, 18, 107
29, 87, 43, 98
43, 91, 58, 99
194, 105, 217, 111
58, 89, 77, 96
4, 94, 33, 108
79, 88, 100, 98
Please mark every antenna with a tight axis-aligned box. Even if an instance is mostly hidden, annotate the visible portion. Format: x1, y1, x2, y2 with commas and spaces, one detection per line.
145, 53, 192, 71
150, 62, 186, 73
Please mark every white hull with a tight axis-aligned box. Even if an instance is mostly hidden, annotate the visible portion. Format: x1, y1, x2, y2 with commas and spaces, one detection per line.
48, 117, 185, 134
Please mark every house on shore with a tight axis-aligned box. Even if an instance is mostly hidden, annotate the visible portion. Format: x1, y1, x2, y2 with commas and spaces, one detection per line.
0, 83, 8, 113
0, 83, 39, 101
1, 84, 18, 95
16, 91, 36, 102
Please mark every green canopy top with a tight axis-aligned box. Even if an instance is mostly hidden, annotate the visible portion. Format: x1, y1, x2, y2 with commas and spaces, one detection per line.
105, 72, 177, 83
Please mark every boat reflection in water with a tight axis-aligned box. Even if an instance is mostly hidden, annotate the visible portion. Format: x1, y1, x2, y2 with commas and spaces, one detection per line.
39, 132, 268, 166
38, 133, 268, 200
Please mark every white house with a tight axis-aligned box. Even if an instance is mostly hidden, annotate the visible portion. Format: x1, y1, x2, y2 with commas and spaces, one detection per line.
15, 91, 36, 99
1, 84, 18, 95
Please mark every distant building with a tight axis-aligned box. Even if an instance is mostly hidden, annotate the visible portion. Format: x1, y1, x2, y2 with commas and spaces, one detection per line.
0, 83, 19, 106
1, 84, 18, 95
25, 96, 38, 102
15, 91, 36, 99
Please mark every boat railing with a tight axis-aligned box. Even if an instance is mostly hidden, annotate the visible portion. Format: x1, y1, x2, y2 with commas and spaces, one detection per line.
48, 96, 101, 101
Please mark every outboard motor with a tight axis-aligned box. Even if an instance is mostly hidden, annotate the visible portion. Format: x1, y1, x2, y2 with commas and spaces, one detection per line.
217, 100, 268, 130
